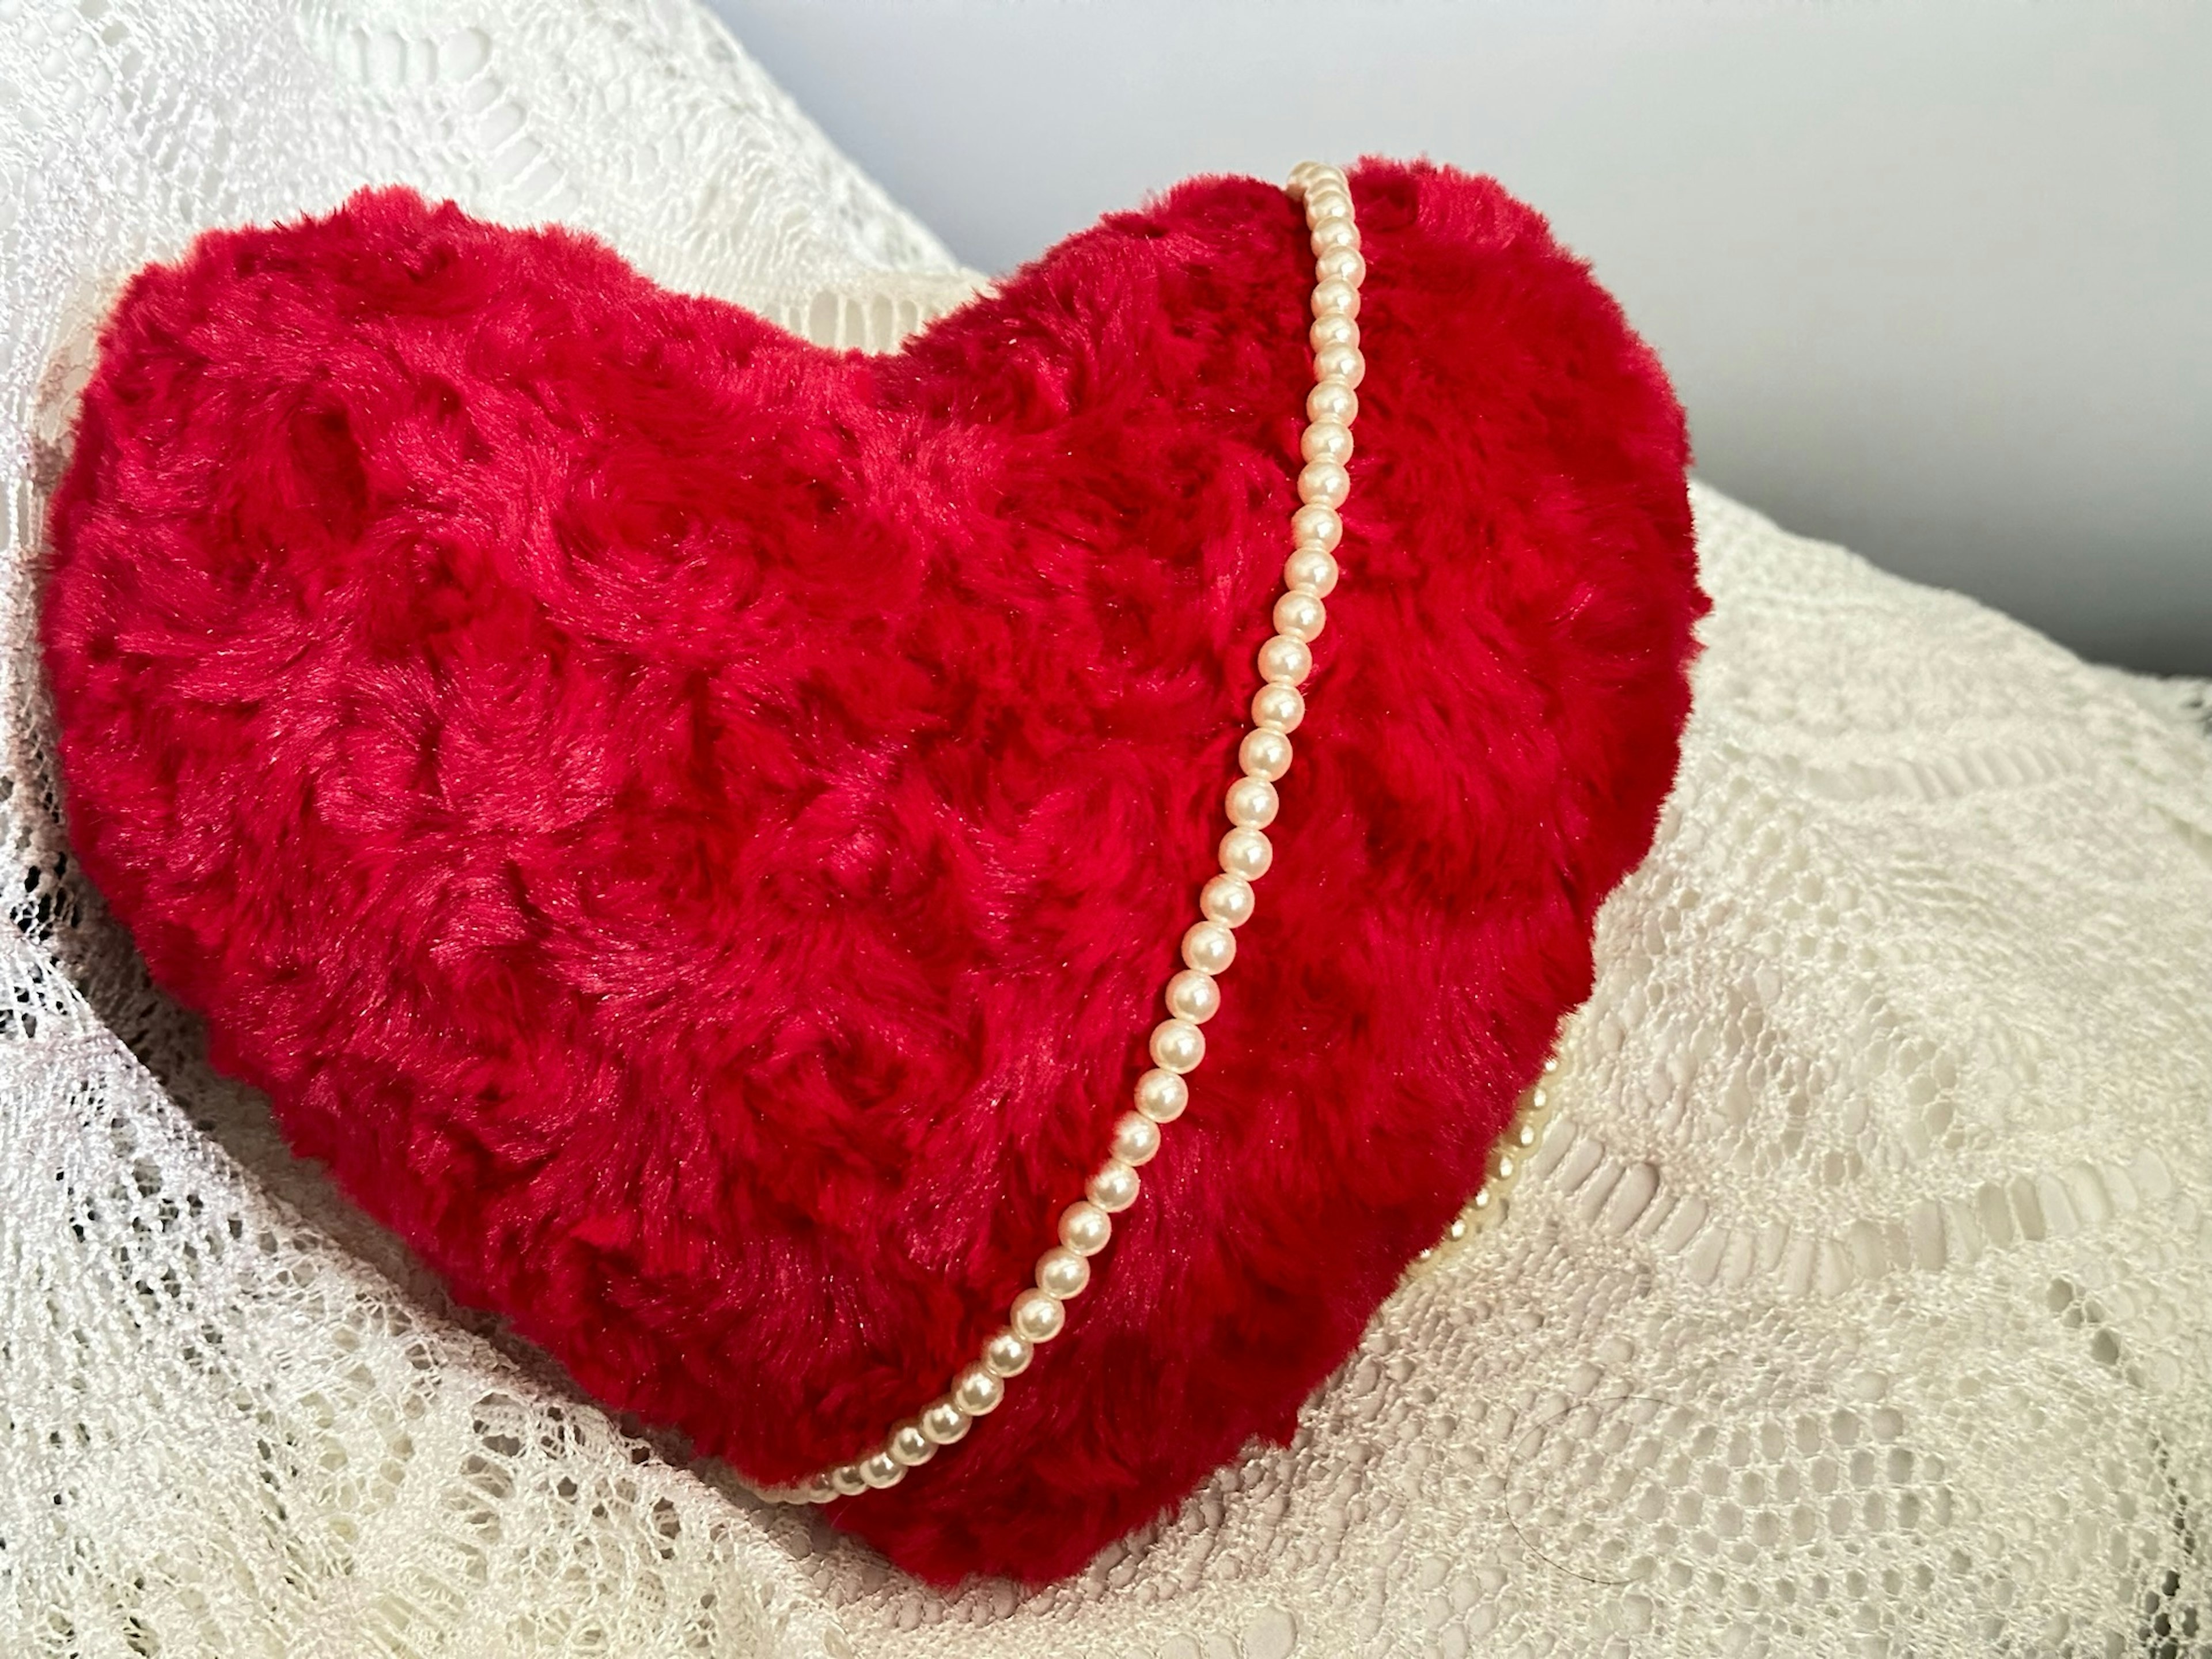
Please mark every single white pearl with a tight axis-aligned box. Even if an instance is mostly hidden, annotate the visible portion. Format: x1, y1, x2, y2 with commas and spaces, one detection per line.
1111, 1111, 1162, 1166
952, 1363, 1005, 1416
1226, 775, 1279, 830
1239, 728, 1291, 782
1251, 682, 1307, 733
1310, 218, 1360, 257
919, 1399, 971, 1444
801, 1477, 838, 1505
828, 1463, 868, 1497
1310, 278, 1360, 320
889, 1421, 936, 1465
1257, 632, 1313, 685
1290, 502, 1342, 552
1012, 1287, 1067, 1343
1149, 1017, 1205, 1074
1301, 421, 1353, 466
1316, 247, 1367, 287
1309, 312, 1359, 352
1036, 1246, 1091, 1300
1059, 1199, 1113, 1255
1219, 825, 1274, 881
1134, 1066, 1190, 1122
1300, 196, 1354, 235
1298, 459, 1350, 509
1181, 919, 1237, 976
1086, 1158, 1141, 1213
984, 1328, 1035, 1377
859, 1450, 905, 1489
1313, 342, 1365, 387
1306, 378, 1358, 427
1200, 872, 1257, 927
1283, 549, 1338, 600
1165, 967, 1221, 1024
1134, 1065, 1190, 1123
1274, 590, 1327, 643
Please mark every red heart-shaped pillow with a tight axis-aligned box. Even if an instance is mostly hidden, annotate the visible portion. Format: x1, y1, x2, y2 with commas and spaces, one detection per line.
44, 160, 1700, 1584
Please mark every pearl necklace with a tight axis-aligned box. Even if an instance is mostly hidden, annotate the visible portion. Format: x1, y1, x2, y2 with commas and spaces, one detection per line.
757, 163, 1368, 1507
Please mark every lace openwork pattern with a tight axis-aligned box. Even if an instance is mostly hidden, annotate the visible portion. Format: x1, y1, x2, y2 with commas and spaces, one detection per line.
5, 1, 2210, 1653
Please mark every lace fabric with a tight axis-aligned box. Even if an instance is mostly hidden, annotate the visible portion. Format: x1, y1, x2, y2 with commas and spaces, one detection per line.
5, 2, 2210, 1653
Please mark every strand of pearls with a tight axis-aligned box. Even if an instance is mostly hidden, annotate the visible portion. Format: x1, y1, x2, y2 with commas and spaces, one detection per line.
1408, 1057, 1560, 1274
756, 164, 1365, 1506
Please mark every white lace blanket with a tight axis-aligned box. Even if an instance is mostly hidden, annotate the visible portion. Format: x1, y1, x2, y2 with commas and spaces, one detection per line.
5, 3, 2209, 1654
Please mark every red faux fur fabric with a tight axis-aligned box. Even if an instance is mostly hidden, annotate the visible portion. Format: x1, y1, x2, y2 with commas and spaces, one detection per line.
43, 160, 1702, 1584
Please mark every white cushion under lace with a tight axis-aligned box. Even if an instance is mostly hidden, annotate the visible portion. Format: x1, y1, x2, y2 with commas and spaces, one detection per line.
3, 1, 2209, 1653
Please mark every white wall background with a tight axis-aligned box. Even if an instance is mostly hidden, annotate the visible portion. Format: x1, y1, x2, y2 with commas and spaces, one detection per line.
709, 0, 2210, 675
